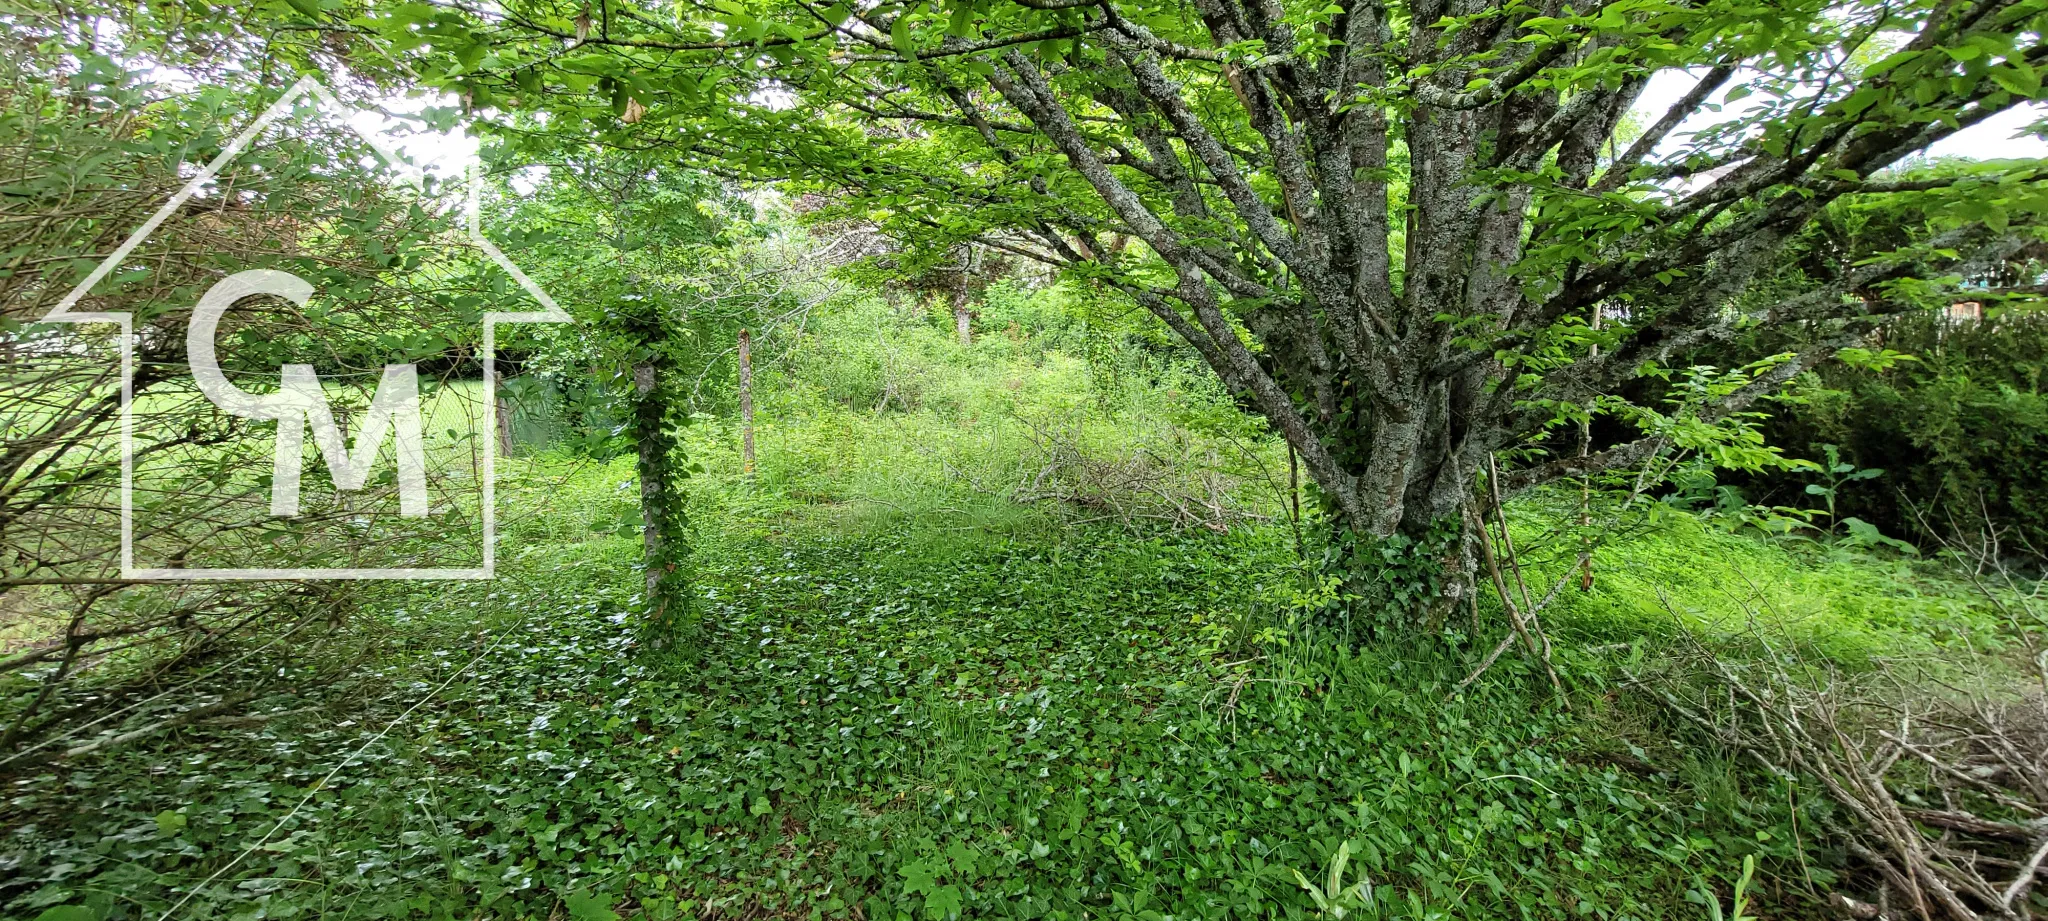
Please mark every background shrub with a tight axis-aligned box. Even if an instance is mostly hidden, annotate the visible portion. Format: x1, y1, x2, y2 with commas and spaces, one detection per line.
1741, 312, 2048, 552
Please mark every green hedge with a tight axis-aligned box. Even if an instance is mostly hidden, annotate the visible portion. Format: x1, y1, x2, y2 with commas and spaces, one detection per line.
1750, 312, 2048, 551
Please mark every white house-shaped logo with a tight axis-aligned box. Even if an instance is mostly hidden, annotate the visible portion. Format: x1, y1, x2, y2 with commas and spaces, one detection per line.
37, 76, 568, 580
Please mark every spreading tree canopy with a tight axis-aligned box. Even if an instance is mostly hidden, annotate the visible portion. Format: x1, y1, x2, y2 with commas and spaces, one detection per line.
339, 0, 2046, 588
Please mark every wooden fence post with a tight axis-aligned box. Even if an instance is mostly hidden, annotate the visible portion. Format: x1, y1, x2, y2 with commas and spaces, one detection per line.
1576, 304, 1602, 590
738, 328, 755, 480
495, 389, 516, 458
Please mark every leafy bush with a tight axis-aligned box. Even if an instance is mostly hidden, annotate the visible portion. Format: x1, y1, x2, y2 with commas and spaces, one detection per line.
1749, 313, 2048, 552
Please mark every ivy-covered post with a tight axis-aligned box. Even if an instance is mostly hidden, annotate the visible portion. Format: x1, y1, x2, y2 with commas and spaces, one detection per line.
613, 299, 694, 653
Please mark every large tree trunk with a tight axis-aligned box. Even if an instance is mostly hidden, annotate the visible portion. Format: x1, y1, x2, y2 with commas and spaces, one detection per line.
1322, 405, 1482, 620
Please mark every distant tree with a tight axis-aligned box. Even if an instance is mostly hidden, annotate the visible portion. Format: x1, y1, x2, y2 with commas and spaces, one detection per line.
350, 0, 2048, 610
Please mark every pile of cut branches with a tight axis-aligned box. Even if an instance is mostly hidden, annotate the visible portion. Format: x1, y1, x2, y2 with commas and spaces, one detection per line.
1003, 413, 1270, 534
1639, 632, 2047, 920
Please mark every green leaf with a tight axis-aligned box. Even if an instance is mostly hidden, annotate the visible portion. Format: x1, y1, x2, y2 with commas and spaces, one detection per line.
1990, 65, 2041, 98
900, 858, 940, 895
891, 14, 917, 58
564, 892, 620, 921
922, 884, 963, 919
1843, 518, 1918, 555
1861, 49, 1922, 77
1839, 88, 1880, 116
34, 909, 99, 921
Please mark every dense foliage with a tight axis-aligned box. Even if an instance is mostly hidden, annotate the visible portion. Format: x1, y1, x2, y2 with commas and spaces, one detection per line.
0, 4, 516, 758
1747, 314, 2048, 552
4, 1, 2046, 920
0, 431, 1967, 921
7, 273, 2041, 920
326, 0, 2048, 616
1667, 176, 2048, 552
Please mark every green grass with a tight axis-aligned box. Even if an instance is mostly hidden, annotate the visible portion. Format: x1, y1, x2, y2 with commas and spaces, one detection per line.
2, 295, 2030, 921
1517, 501, 2023, 666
